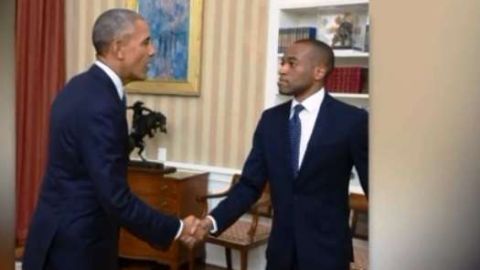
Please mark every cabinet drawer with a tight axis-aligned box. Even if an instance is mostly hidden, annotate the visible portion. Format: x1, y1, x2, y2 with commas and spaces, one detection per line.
128, 178, 178, 198
138, 195, 178, 215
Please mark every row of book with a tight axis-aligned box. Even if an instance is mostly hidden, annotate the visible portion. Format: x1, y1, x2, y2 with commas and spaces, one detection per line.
278, 23, 369, 53
325, 67, 368, 93
278, 27, 316, 54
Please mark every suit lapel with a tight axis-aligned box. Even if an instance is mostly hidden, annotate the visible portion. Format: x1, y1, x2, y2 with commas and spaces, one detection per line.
297, 93, 333, 178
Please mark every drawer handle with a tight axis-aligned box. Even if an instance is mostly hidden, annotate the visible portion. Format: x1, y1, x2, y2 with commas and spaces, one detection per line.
160, 185, 168, 191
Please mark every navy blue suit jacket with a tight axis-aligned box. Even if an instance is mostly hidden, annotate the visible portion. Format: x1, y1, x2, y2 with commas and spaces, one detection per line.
210, 94, 368, 270
23, 65, 180, 270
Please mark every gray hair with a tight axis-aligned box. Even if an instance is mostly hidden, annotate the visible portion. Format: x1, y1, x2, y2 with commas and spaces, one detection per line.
92, 8, 144, 55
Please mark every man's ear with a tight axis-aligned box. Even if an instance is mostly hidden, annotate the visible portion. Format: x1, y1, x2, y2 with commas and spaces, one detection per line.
111, 39, 125, 60
314, 65, 327, 81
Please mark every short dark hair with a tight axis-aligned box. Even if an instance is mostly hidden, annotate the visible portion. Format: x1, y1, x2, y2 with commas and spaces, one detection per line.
92, 9, 143, 55
294, 39, 335, 77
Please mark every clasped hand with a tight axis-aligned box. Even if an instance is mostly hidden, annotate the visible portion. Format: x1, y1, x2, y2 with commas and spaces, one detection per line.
179, 215, 213, 248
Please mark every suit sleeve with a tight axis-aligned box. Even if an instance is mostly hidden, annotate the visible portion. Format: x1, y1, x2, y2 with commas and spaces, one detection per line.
350, 109, 369, 197
210, 113, 269, 234
79, 104, 180, 249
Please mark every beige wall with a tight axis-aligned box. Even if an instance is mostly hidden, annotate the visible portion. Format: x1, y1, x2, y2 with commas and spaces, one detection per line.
0, 0, 15, 267
66, 0, 268, 169
370, 0, 480, 268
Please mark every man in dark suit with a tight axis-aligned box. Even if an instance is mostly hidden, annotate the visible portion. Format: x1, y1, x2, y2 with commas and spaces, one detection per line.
22, 9, 198, 270
195, 39, 368, 270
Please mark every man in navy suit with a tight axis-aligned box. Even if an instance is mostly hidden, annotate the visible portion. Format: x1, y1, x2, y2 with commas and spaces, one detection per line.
195, 39, 368, 270
22, 9, 198, 270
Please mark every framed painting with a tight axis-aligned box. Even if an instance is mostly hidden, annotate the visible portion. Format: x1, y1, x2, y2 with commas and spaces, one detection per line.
125, 0, 203, 96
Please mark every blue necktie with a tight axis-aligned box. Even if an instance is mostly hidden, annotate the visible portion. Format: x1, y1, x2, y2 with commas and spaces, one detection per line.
289, 104, 304, 178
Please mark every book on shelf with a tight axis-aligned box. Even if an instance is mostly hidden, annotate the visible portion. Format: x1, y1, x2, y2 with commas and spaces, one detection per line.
325, 67, 368, 94
278, 27, 317, 54
352, 19, 369, 52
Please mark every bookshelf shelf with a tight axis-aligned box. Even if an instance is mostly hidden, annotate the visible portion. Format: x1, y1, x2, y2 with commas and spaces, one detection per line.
279, 50, 368, 58
330, 93, 369, 99
279, 0, 368, 10
334, 49, 369, 58
277, 93, 369, 99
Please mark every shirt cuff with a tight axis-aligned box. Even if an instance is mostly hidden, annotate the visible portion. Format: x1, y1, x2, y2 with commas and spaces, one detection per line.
174, 219, 184, 240
207, 215, 218, 234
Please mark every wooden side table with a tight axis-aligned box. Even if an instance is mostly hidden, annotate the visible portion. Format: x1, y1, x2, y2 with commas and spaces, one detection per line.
119, 167, 208, 270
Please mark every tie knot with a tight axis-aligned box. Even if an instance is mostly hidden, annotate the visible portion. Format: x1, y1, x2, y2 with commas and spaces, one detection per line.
293, 104, 304, 117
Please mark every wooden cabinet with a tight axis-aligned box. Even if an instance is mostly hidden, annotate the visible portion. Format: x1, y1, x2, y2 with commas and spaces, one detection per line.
119, 167, 208, 270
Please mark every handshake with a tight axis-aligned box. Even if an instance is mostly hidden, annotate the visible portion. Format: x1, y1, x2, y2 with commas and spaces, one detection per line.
178, 215, 214, 248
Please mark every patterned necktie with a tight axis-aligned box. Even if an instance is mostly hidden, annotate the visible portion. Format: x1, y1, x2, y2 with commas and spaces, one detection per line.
289, 104, 304, 178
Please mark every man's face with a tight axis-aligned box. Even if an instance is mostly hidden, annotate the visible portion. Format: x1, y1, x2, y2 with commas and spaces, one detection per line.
120, 19, 155, 82
277, 43, 319, 97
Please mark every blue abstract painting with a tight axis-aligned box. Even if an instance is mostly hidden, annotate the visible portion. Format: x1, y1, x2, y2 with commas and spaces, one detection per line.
139, 0, 189, 81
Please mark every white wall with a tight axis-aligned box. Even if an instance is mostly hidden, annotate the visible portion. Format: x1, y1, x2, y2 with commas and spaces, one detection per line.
370, 0, 480, 269
0, 0, 16, 268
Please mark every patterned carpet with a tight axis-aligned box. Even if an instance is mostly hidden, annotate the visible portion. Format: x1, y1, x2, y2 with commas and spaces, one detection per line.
15, 241, 369, 270
352, 238, 369, 270
119, 258, 224, 270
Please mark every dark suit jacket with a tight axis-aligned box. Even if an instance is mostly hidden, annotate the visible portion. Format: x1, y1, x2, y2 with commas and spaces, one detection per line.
23, 65, 180, 270
210, 94, 368, 270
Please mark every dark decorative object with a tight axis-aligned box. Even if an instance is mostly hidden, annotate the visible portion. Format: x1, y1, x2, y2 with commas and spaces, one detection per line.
331, 12, 354, 49
127, 101, 175, 172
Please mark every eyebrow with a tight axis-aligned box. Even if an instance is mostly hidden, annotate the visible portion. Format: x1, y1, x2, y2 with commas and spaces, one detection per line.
282, 56, 298, 62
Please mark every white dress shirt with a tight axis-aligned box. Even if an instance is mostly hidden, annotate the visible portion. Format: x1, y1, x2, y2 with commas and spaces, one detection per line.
94, 60, 185, 239
290, 88, 325, 169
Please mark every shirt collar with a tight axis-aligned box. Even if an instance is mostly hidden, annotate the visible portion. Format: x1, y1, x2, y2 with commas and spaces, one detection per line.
291, 88, 325, 116
94, 60, 124, 100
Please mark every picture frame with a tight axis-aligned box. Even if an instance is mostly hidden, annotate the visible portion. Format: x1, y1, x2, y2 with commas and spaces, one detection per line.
126, 0, 203, 96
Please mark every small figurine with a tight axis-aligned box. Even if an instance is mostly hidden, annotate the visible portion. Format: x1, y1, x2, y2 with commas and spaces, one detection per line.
330, 12, 354, 48
127, 101, 167, 161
